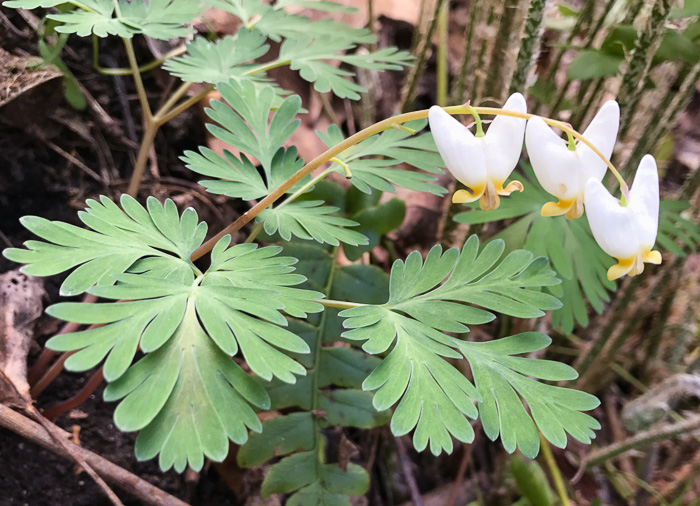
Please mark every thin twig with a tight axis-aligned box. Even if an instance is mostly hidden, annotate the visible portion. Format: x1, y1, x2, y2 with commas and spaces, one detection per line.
0, 404, 189, 506
394, 435, 424, 506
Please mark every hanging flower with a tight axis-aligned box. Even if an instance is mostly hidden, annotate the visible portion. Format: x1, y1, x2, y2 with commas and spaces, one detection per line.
525, 100, 620, 219
585, 155, 662, 281
428, 93, 527, 210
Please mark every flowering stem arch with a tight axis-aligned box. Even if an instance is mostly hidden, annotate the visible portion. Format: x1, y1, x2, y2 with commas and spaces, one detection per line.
191, 103, 629, 262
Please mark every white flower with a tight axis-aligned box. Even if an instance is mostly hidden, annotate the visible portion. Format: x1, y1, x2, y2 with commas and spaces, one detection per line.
525, 100, 620, 219
585, 155, 662, 281
428, 93, 527, 210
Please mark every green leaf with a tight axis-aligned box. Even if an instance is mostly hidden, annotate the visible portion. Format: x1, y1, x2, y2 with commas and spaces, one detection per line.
280, 35, 412, 99
566, 49, 622, 80
210, 0, 373, 43
458, 333, 600, 458
657, 200, 700, 255
261, 451, 369, 500
35, 0, 201, 39
239, 242, 387, 503
343, 196, 405, 261
13, 211, 325, 472
340, 236, 564, 455
317, 121, 445, 195
258, 201, 369, 247
275, 0, 358, 13
237, 412, 315, 467
163, 29, 270, 84
454, 163, 615, 333
3, 195, 206, 296
182, 80, 308, 199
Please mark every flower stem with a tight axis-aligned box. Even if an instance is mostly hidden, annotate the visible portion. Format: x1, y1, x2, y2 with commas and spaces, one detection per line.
121, 37, 152, 121
539, 432, 571, 506
317, 299, 364, 309
472, 106, 629, 196
191, 106, 466, 260
190, 102, 628, 261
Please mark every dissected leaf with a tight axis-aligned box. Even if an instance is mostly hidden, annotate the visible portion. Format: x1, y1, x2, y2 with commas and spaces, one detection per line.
238, 243, 388, 503
280, 35, 412, 99
340, 235, 568, 455
459, 333, 600, 458
17, 0, 202, 39
182, 81, 308, 200
3, 195, 206, 296
163, 29, 270, 84
258, 201, 368, 247
317, 121, 446, 195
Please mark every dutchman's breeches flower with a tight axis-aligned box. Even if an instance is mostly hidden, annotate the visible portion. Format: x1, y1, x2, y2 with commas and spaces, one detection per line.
428, 93, 527, 211
585, 155, 662, 281
526, 100, 620, 219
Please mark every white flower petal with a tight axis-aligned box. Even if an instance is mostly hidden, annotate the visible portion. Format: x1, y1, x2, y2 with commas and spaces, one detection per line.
628, 154, 660, 248
576, 100, 620, 187
585, 177, 639, 260
526, 116, 579, 200
483, 93, 527, 182
429, 106, 487, 186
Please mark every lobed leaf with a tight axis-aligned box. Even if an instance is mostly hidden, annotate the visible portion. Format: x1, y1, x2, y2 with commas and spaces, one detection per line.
257, 201, 369, 247
3, 195, 206, 296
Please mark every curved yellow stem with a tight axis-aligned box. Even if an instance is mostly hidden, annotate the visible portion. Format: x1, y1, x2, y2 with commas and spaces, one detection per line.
472, 106, 628, 197
190, 102, 628, 260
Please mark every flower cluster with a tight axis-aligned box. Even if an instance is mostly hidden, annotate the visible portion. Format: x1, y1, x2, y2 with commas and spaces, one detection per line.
428, 94, 662, 281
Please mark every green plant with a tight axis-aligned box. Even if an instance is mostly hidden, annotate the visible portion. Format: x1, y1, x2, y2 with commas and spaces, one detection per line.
2, 1, 686, 504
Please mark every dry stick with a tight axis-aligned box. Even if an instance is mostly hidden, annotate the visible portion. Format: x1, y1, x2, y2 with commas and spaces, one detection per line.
445, 423, 480, 506
483, 0, 518, 100
30, 350, 76, 398
394, 435, 424, 506
509, 0, 546, 96
617, 0, 672, 139
0, 404, 189, 506
0, 369, 123, 506
451, 0, 479, 103
581, 414, 700, 471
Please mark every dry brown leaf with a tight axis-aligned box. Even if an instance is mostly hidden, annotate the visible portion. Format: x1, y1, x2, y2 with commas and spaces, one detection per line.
0, 269, 45, 403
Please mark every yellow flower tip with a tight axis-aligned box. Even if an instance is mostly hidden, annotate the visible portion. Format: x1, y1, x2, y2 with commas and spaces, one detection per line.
452, 181, 486, 204
643, 249, 662, 265
607, 250, 662, 281
607, 257, 635, 281
499, 180, 524, 196
452, 189, 479, 204
540, 197, 576, 217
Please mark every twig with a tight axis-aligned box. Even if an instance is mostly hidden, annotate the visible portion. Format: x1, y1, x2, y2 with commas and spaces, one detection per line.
446, 423, 480, 506
394, 435, 424, 506
581, 414, 700, 472
0, 403, 189, 506
41, 368, 104, 420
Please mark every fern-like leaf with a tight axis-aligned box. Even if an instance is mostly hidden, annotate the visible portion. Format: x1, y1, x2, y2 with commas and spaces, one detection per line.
317, 120, 446, 195
6, 0, 203, 39
338, 235, 597, 456
5, 199, 324, 471
3, 195, 206, 296
182, 81, 308, 200
258, 201, 369, 247
238, 243, 390, 503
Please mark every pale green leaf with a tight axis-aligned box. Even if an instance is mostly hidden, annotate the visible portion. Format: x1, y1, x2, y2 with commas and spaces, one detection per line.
317, 121, 446, 195
258, 201, 369, 247
3, 195, 206, 296
163, 29, 269, 84
458, 333, 601, 458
